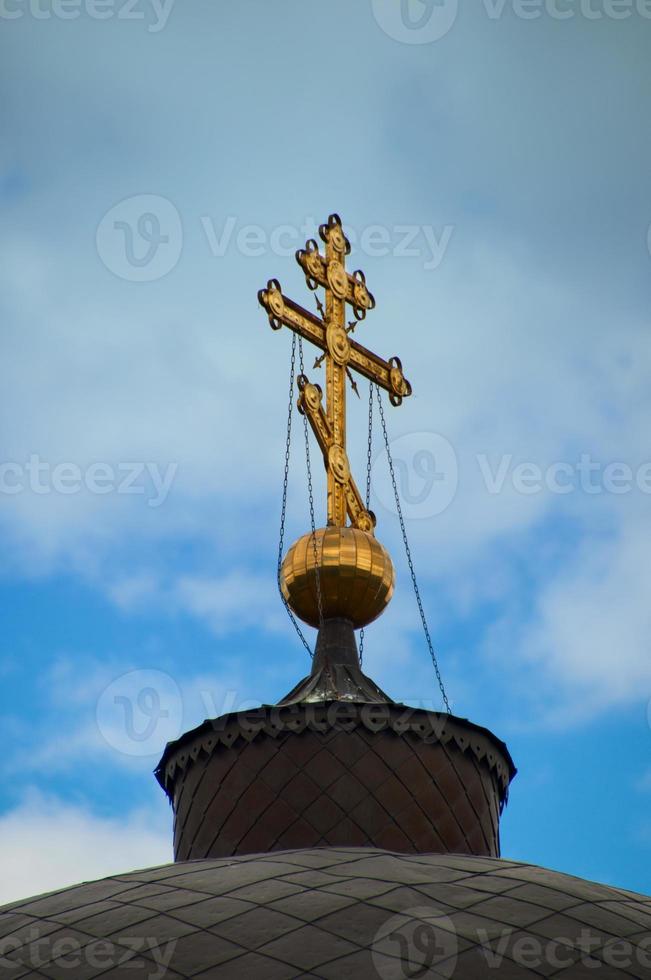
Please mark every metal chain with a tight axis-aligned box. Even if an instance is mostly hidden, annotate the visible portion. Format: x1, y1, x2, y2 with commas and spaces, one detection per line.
365, 380, 374, 509
358, 381, 374, 667
298, 338, 324, 632
374, 384, 451, 713
277, 332, 314, 657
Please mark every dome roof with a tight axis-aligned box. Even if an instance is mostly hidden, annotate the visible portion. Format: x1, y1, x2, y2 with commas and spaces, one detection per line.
2, 847, 650, 978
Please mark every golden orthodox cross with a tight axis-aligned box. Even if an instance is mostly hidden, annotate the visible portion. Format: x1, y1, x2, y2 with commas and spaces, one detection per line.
258, 213, 412, 533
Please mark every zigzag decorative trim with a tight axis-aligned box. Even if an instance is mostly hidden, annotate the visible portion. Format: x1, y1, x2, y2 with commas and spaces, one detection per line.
156, 703, 516, 802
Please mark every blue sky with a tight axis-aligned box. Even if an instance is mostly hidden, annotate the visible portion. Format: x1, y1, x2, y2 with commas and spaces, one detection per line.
1, 0, 651, 903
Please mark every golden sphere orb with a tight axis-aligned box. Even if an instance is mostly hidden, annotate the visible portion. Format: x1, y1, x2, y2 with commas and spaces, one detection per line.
280, 526, 395, 630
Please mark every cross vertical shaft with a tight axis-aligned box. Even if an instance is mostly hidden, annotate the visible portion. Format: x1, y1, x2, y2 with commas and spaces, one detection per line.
325, 225, 347, 526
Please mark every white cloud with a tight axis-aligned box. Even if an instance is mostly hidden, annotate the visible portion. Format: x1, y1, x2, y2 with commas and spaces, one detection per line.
174, 571, 285, 636
105, 567, 287, 636
479, 509, 651, 727
0, 792, 171, 906
4, 654, 284, 778
107, 572, 160, 611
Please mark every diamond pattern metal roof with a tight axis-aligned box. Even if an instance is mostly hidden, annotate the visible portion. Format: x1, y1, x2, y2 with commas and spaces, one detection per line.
2, 848, 650, 978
